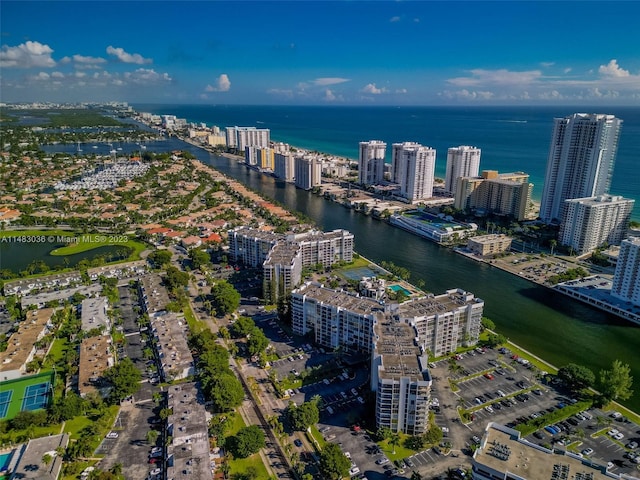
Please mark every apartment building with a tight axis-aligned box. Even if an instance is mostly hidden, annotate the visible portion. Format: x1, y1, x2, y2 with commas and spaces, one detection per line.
228, 227, 284, 267
372, 320, 432, 435
396, 289, 484, 357
166, 383, 211, 480
358, 140, 386, 186
0, 308, 53, 381
612, 236, 640, 306
294, 155, 322, 190
391, 142, 436, 203
150, 312, 194, 382
472, 423, 622, 480
80, 296, 110, 333
291, 283, 383, 354
454, 170, 532, 221
445, 145, 481, 195
225, 126, 270, 151
467, 234, 513, 257
559, 194, 634, 255
78, 334, 114, 397
274, 151, 295, 182
263, 241, 302, 304
540, 113, 622, 224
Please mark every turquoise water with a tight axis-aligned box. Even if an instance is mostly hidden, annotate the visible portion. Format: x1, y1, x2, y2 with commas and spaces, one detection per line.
133, 104, 640, 220
389, 284, 411, 296
0, 451, 13, 471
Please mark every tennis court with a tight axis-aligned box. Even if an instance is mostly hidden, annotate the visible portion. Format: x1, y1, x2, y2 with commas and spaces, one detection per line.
0, 371, 54, 420
0, 391, 12, 419
22, 382, 51, 411
340, 266, 386, 281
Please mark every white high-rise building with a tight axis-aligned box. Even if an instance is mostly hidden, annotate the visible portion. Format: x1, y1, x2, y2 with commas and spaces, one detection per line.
445, 145, 481, 195
358, 140, 386, 185
559, 194, 634, 255
612, 237, 640, 306
274, 151, 295, 182
225, 126, 270, 151
391, 142, 436, 202
294, 155, 322, 190
540, 113, 622, 224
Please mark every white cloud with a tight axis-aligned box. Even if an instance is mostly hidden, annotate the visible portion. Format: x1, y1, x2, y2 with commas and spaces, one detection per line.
324, 89, 336, 102
205, 74, 231, 92
564, 67, 572, 74
362, 83, 387, 94
266, 88, 294, 99
312, 77, 350, 86
540, 62, 555, 68
396, 88, 408, 94
390, 16, 401, 22
51, 71, 64, 78
32, 72, 50, 81
106, 46, 152, 64
0, 41, 56, 68
448, 68, 542, 87
124, 68, 172, 84
74, 71, 86, 78
599, 59, 630, 78
441, 89, 495, 101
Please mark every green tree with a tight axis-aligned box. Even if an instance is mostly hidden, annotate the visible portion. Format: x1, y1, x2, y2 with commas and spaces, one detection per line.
164, 266, 190, 291
247, 327, 269, 356
318, 442, 350, 480
599, 360, 634, 403
210, 280, 241, 316
146, 429, 159, 445
287, 401, 320, 431
203, 373, 244, 412
557, 363, 596, 393
422, 424, 443, 446
189, 248, 211, 270
481, 317, 496, 331
231, 425, 266, 458
148, 249, 172, 267
229, 316, 256, 338
103, 357, 142, 404
390, 432, 401, 454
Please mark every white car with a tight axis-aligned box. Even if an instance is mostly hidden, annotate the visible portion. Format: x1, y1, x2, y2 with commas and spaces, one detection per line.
485, 405, 494, 413
106, 432, 119, 439
349, 467, 360, 476
150, 468, 161, 476
608, 428, 619, 436
581, 448, 594, 456
375, 457, 389, 465
613, 432, 624, 440
150, 446, 162, 454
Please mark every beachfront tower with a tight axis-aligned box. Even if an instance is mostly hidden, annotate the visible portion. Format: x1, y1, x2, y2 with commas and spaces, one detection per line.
612, 236, 640, 307
391, 142, 436, 203
358, 140, 386, 186
539, 113, 622, 224
445, 145, 481, 195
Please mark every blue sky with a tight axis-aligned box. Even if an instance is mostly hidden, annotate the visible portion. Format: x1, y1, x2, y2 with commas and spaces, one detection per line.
2, 1, 640, 105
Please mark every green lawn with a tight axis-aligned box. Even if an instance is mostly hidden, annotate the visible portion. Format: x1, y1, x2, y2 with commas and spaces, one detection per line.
63, 415, 94, 440
183, 303, 203, 334
44, 337, 68, 367
379, 436, 416, 461
50, 235, 146, 258
223, 412, 272, 480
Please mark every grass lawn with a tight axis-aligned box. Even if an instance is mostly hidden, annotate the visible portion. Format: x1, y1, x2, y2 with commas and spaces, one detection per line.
64, 415, 94, 440
378, 437, 415, 461
45, 337, 68, 366
50, 234, 146, 258
228, 454, 270, 480
504, 341, 558, 374
223, 412, 271, 480
307, 425, 326, 450
183, 303, 203, 334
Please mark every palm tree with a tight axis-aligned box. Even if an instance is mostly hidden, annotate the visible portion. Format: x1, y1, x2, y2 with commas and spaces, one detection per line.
390, 433, 401, 455
549, 239, 557, 256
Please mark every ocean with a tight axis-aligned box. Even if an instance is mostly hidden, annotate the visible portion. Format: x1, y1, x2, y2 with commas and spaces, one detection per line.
133, 104, 640, 219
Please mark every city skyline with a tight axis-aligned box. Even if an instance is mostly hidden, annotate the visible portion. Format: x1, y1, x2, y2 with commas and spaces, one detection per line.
2, 1, 640, 106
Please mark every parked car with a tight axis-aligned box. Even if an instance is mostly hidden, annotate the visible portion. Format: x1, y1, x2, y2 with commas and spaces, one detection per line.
106, 432, 118, 439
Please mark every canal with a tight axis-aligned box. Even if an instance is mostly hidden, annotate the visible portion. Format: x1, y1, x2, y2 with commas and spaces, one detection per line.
202, 151, 640, 412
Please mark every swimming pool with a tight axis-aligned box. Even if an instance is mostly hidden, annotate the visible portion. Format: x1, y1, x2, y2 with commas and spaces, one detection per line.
389, 284, 411, 296
0, 450, 13, 472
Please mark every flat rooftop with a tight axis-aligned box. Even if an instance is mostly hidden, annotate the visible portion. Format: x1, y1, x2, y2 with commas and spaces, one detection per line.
264, 242, 300, 266
0, 308, 53, 373
295, 283, 383, 316
374, 320, 427, 380
398, 289, 482, 318
474, 423, 618, 480
81, 296, 109, 331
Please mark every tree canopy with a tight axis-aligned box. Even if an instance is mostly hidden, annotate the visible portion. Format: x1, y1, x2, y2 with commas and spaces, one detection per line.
148, 249, 172, 267
599, 360, 634, 403
558, 363, 595, 392
189, 248, 211, 271
164, 266, 190, 291
318, 442, 350, 480
287, 400, 319, 431
230, 424, 266, 458
104, 357, 141, 404
210, 280, 241, 316
247, 327, 269, 356
202, 372, 244, 412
